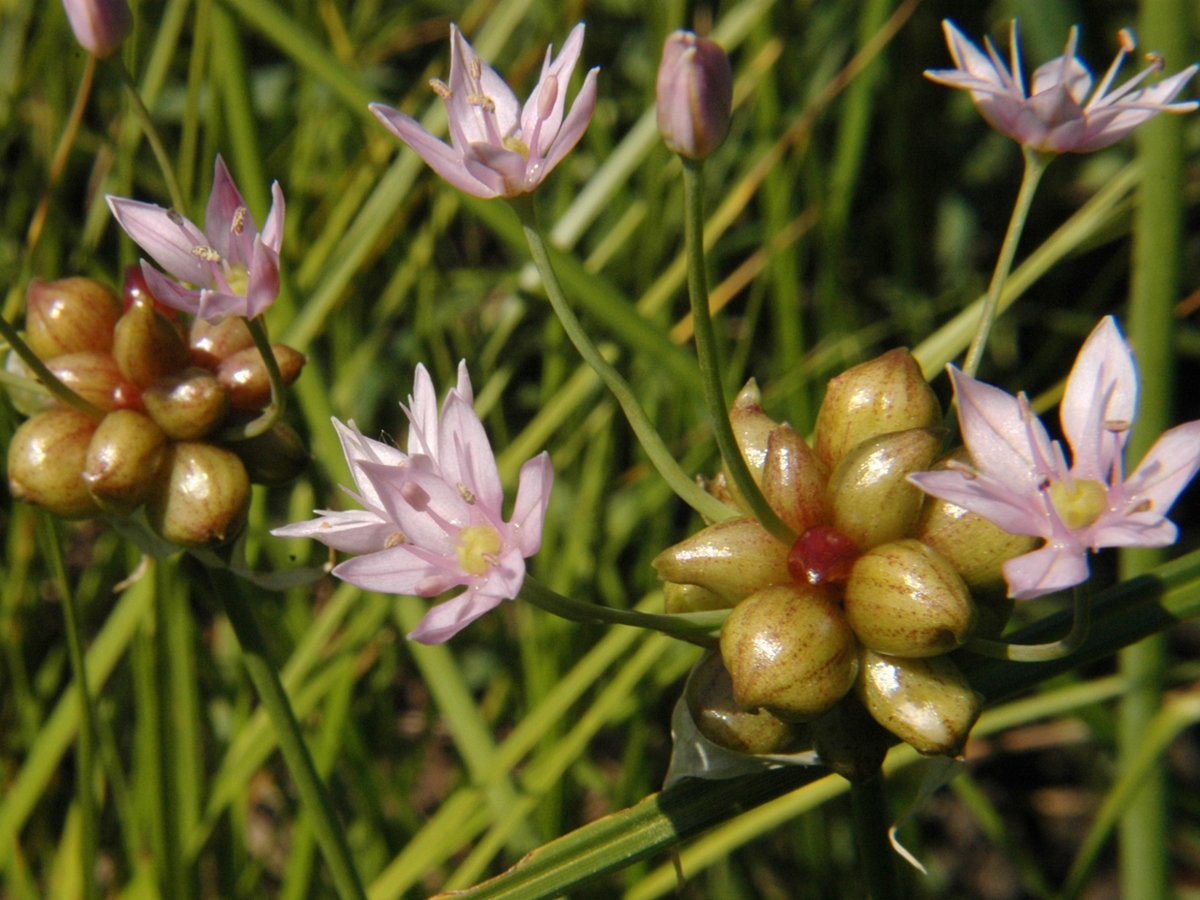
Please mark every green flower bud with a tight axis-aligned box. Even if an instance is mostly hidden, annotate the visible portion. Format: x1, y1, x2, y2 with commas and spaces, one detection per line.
7, 409, 101, 519
229, 421, 310, 486
761, 424, 828, 535
216, 343, 306, 412
112, 297, 189, 388
652, 516, 791, 604
844, 539, 976, 657
142, 368, 230, 440
856, 649, 981, 757
812, 693, 892, 782
663, 581, 735, 613
720, 583, 859, 721
722, 379, 778, 512
24, 277, 122, 359
45, 351, 132, 412
188, 316, 255, 370
826, 427, 944, 551
686, 651, 801, 754
813, 348, 940, 468
83, 410, 168, 514
147, 442, 250, 549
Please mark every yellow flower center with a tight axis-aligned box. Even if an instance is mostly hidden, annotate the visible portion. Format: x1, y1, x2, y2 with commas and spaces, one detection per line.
503, 136, 530, 158
226, 265, 249, 296
1047, 479, 1107, 530
455, 525, 502, 576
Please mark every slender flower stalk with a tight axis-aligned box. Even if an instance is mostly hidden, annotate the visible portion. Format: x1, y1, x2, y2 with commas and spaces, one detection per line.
109, 58, 187, 213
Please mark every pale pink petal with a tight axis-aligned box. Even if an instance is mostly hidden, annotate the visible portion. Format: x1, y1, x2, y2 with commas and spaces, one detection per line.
477, 546, 527, 601
195, 289, 249, 321
950, 367, 1044, 492
261, 182, 285, 254
359, 463, 467, 554
205, 155, 254, 263
937, 20, 1009, 89
463, 142, 528, 196
140, 262, 201, 314
332, 418, 406, 510
1061, 316, 1138, 480
369, 103, 498, 198
1122, 420, 1200, 515
1002, 542, 1090, 599
510, 452, 553, 555
1031, 56, 1092, 101
406, 589, 506, 644
333, 545, 464, 596
437, 392, 503, 516
535, 67, 598, 182
406, 362, 441, 459
108, 197, 211, 285
452, 359, 474, 407
1087, 516, 1177, 549
908, 469, 1048, 538
449, 25, 517, 145
521, 22, 586, 151
271, 509, 395, 554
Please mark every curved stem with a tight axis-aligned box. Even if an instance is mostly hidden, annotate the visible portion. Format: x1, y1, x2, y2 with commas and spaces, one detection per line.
681, 159, 796, 545
851, 772, 901, 900
219, 315, 285, 441
960, 147, 1050, 378
110, 57, 187, 213
510, 195, 736, 524
0, 314, 106, 419
38, 514, 100, 900
964, 581, 1091, 662
519, 576, 725, 646
209, 569, 368, 900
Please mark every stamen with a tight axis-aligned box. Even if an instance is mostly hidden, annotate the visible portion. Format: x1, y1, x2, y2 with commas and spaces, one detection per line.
231, 207, 247, 235
1104, 418, 1132, 433
467, 93, 496, 112
1118, 28, 1136, 53
192, 246, 222, 263
945, 458, 979, 479
457, 483, 476, 504
384, 531, 408, 548
429, 78, 453, 99
469, 57, 482, 80
1130, 499, 1153, 514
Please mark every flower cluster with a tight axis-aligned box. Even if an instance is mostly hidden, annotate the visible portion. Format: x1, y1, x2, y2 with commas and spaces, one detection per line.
274, 363, 553, 644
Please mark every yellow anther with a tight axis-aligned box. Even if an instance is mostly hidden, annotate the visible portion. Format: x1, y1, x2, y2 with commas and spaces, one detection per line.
457, 483, 476, 504
429, 78, 453, 99
192, 246, 222, 262
385, 531, 408, 548
231, 206, 247, 234
467, 93, 496, 112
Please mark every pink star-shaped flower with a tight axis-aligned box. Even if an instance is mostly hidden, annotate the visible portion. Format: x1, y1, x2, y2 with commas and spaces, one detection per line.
370, 23, 599, 198
926, 20, 1198, 153
272, 362, 553, 643
107, 156, 285, 321
909, 317, 1200, 599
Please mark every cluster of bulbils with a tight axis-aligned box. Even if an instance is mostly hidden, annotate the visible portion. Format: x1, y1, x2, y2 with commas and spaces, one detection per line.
6, 275, 306, 548
656, 351, 1036, 771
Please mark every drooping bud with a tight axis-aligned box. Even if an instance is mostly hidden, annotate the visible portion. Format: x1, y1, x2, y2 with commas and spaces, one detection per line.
229, 421, 310, 486
24, 277, 122, 359
82, 410, 168, 514
45, 352, 131, 412
915, 449, 1039, 593
147, 442, 251, 548
62, 0, 133, 58
216, 344, 306, 411
663, 581, 735, 613
652, 516, 791, 604
813, 348, 940, 468
760, 424, 828, 534
826, 427, 944, 550
142, 369, 230, 440
188, 316, 256, 370
111, 297, 189, 388
685, 651, 801, 754
7, 409, 101, 519
656, 29, 734, 161
855, 649, 982, 757
812, 693, 891, 782
843, 539, 976, 657
720, 583, 859, 721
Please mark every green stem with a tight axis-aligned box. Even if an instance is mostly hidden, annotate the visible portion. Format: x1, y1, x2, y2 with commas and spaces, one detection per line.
518, 576, 724, 645
510, 195, 735, 524
0, 315, 106, 419
964, 582, 1090, 662
110, 57, 187, 213
850, 773, 900, 900
218, 315, 285, 441
960, 146, 1050, 378
38, 514, 99, 900
210, 570, 368, 900
681, 159, 795, 545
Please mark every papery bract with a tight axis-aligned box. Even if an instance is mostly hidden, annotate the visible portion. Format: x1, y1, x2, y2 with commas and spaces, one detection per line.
107, 156, 285, 322
272, 362, 553, 644
909, 316, 1200, 599
63, 0, 132, 58
369, 23, 599, 198
926, 19, 1198, 153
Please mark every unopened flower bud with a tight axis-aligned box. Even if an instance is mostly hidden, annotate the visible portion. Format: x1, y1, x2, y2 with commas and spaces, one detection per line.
216, 344, 306, 411
761, 424, 828, 534
230, 421, 310, 486
844, 539, 976, 657
188, 316, 255, 370
142, 369, 229, 440
722, 380, 777, 510
827, 427, 944, 550
856, 649, 981, 756
812, 693, 891, 782
656, 30, 733, 160
814, 348, 940, 468
45, 352, 131, 412
112, 297, 189, 388
652, 516, 791, 603
25, 277, 122, 359
147, 442, 250, 548
686, 651, 802, 754
8, 409, 101, 519
663, 581, 735, 613
916, 449, 1039, 594
82, 410, 168, 514
720, 583, 859, 721
62, 0, 133, 58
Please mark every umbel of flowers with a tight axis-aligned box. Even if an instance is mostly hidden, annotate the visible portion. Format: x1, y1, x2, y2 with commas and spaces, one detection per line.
655, 350, 1037, 766
6, 273, 306, 548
